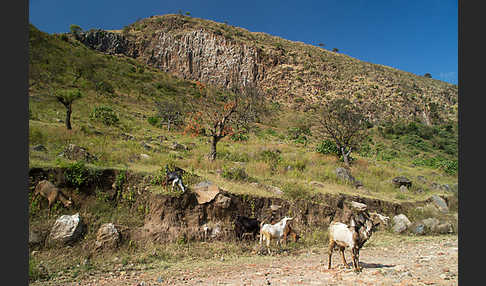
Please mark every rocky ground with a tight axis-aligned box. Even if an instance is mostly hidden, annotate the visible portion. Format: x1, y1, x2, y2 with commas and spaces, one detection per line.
31, 234, 458, 286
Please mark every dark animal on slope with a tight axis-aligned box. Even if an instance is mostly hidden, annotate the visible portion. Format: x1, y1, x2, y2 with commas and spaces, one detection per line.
32, 180, 73, 217
164, 165, 186, 193
234, 215, 261, 240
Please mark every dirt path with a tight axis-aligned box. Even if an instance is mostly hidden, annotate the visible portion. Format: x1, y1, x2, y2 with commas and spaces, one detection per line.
35, 235, 458, 286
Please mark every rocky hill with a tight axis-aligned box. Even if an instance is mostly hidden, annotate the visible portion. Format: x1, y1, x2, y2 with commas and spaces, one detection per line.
77, 14, 457, 125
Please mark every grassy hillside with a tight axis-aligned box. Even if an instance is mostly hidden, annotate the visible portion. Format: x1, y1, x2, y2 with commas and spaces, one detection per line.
28, 23, 457, 204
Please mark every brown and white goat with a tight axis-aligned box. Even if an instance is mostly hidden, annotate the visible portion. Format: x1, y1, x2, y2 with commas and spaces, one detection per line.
283, 222, 300, 243
327, 216, 379, 272
259, 216, 293, 254
33, 180, 73, 216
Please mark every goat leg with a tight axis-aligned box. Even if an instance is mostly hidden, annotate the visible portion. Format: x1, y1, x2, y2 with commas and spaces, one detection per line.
178, 180, 185, 193
328, 241, 335, 269
351, 248, 361, 272
48, 201, 52, 218
340, 247, 350, 268
355, 250, 361, 272
171, 180, 176, 192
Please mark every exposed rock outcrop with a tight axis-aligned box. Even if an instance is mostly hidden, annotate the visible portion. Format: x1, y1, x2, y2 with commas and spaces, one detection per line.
79, 29, 138, 57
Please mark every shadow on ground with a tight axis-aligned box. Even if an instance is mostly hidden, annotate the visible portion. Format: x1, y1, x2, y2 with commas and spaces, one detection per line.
359, 261, 395, 269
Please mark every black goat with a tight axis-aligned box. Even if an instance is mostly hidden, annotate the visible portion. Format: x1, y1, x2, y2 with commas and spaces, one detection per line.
164, 165, 186, 193
234, 215, 260, 240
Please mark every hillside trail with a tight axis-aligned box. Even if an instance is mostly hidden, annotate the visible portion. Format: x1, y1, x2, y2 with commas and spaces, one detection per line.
38, 235, 458, 286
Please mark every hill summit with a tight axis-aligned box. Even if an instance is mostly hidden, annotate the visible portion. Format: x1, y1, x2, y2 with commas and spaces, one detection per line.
77, 14, 457, 125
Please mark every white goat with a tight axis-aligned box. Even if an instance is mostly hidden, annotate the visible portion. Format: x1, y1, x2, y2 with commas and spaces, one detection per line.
259, 217, 293, 254
328, 217, 378, 272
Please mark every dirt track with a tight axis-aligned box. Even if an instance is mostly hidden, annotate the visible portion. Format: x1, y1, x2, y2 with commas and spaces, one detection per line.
35, 235, 458, 286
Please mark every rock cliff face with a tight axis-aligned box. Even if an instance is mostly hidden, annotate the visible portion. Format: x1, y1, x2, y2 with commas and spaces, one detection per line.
145, 29, 266, 88
79, 14, 458, 124
79, 29, 138, 57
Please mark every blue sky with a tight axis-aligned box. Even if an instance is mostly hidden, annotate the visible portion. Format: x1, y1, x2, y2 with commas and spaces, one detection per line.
29, 0, 458, 85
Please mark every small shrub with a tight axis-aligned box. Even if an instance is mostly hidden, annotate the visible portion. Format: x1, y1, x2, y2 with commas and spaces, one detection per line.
291, 160, 307, 172
282, 183, 311, 201
437, 159, 458, 175
217, 150, 249, 162
221, 167, 251, 182
90, 106, 119, 126
258, 150, 282, 166
95, 81, 115, 96
377, 149, 397, 161
287, 126, 310, 145
230, 132, 249, 141
147, 116, 160, 127
316, 140, 340, 156
115, 171, 127, 190
400, 134, 431, 151
64, 161, 90, 188
29, 256, 49, 281
121, 187, 136, 205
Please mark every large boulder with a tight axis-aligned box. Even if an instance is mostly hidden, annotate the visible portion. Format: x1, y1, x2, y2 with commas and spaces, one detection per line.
409, 222, 426, 235
436, 223, 454, 234
392, 176, 412, 188
422, 217, 440, 232
392, 214, 412, 233
94, 223, 121, 250
430, 195, 449, 213
347, 201, 368, 211
192, 181, 222, 204
46, 213, 86, 247
214, 194, 232, 209
32, 144, 47, 152
399, 185, 409, 192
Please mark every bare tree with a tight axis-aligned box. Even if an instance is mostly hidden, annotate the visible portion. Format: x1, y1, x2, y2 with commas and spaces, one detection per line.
185, 84, 266, 161
314, 98, 367, 167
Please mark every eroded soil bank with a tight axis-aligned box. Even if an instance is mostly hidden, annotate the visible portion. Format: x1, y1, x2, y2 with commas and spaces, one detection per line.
29, 167, 456, 244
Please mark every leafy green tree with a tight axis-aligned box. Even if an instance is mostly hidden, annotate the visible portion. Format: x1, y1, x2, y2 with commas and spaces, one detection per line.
314, 98, 367, 166
55, 89, 82, 130
69, 24, 83, 39
424, 73, 432, 78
